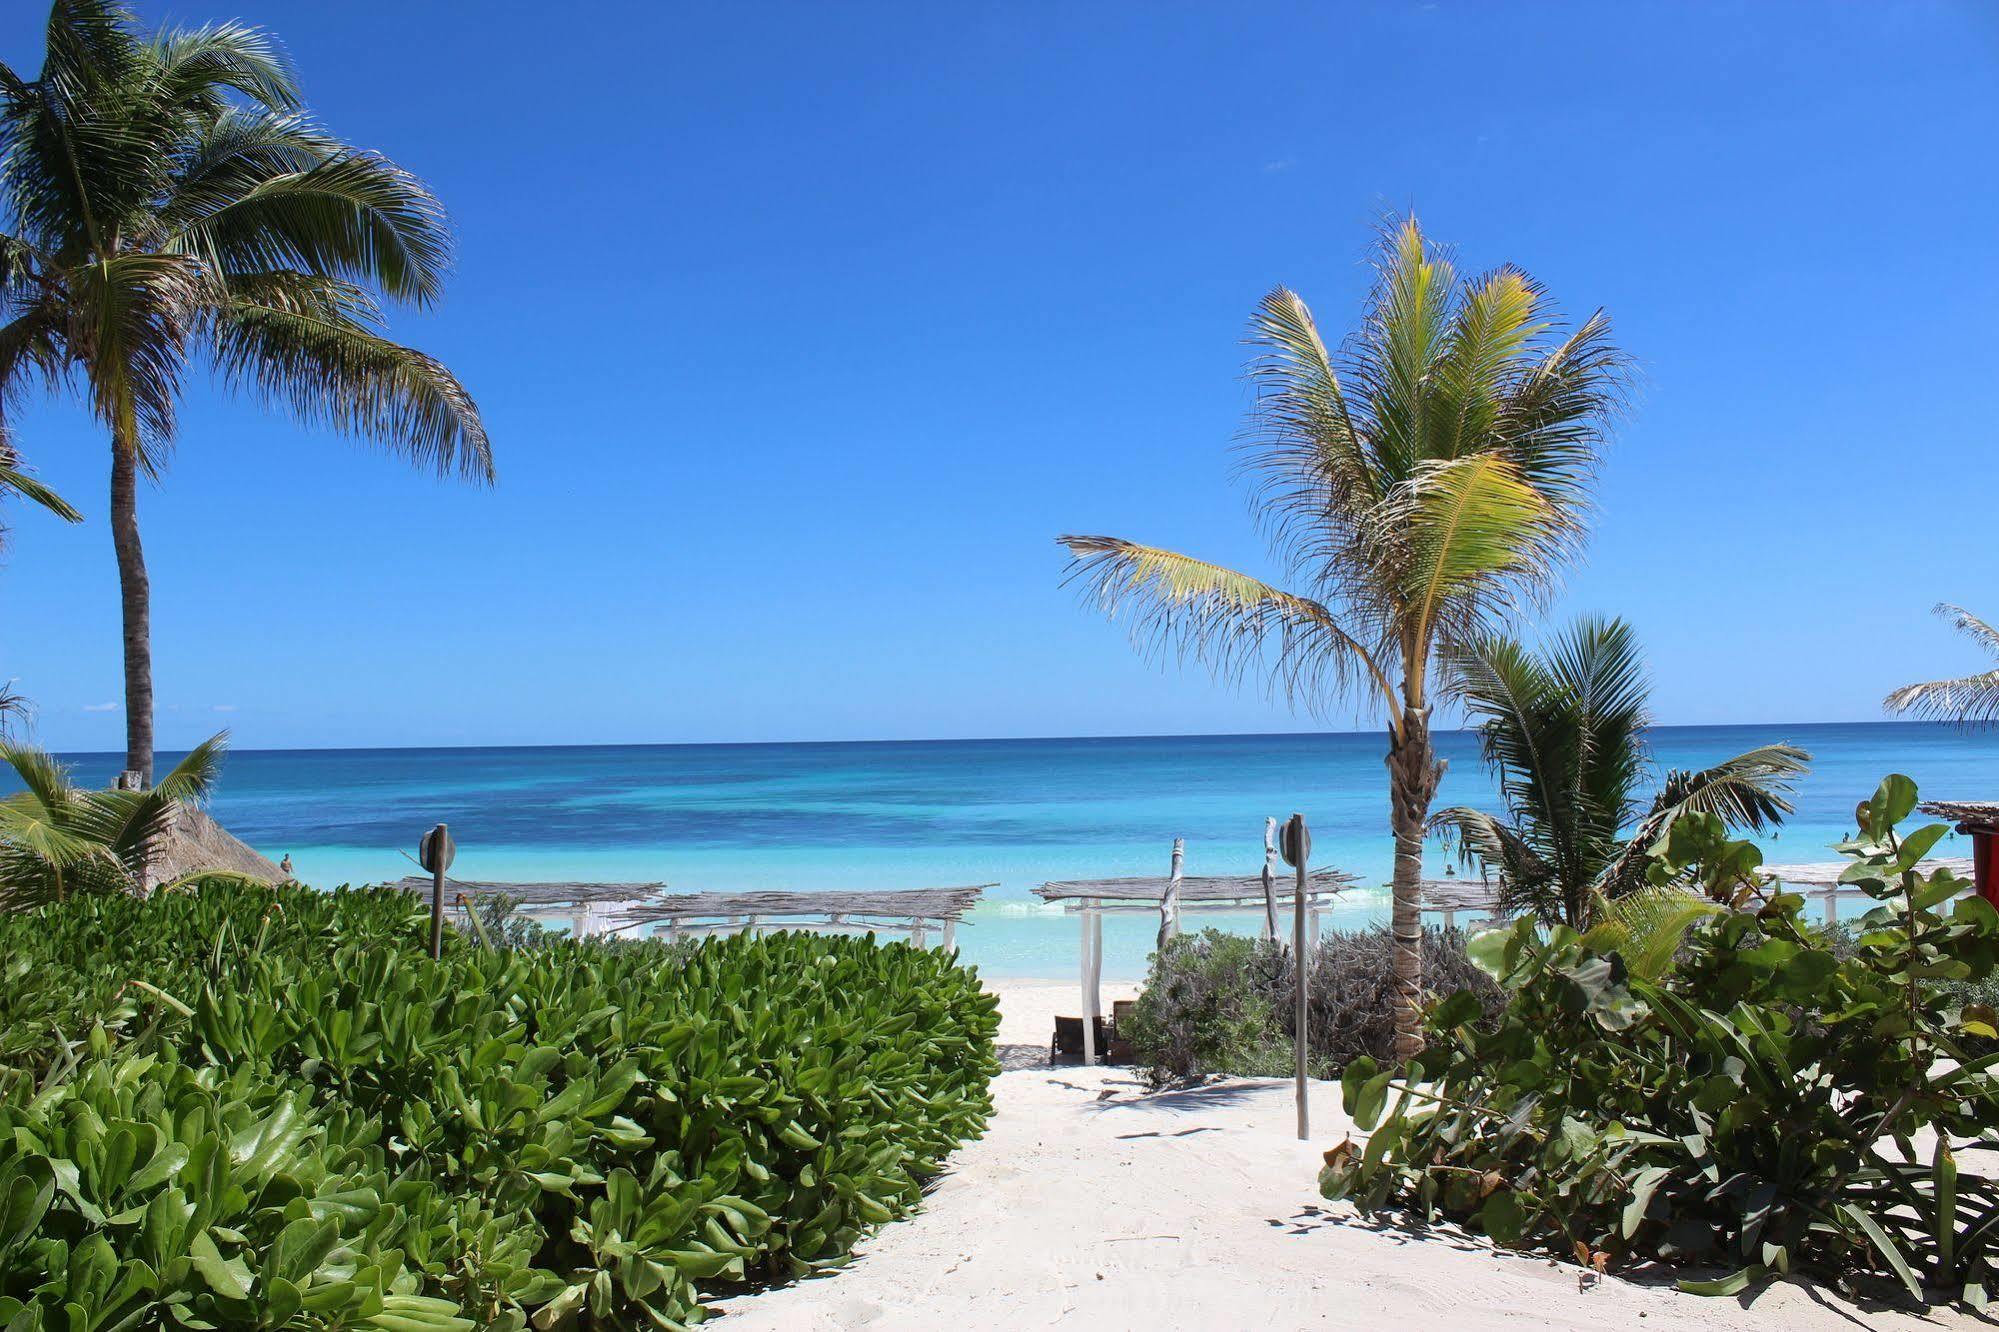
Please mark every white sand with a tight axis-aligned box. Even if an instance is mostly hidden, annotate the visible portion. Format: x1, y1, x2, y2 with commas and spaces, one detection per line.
714, 980, 1969, 1331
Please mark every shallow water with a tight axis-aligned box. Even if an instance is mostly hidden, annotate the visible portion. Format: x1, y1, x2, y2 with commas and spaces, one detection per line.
41, 723, 1999, 979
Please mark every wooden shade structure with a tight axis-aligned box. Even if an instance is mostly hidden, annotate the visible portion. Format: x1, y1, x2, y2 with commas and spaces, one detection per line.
393, 876, 667, 937
1035, 862, 1357, 1066
149, 806, 284, 888
613, 885, 992, 949
1922, 801, 1999, 906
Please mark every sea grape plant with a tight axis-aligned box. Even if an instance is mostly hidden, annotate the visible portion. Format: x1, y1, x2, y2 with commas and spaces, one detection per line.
0, 882, 999, 1328
1322, 775, 1999, 1307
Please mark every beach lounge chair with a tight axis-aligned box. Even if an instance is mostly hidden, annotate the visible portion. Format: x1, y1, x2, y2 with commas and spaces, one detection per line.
1050, 1008, 1137, 1065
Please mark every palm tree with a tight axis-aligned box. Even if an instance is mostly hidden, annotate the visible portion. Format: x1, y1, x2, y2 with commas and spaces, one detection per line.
0, 729, 225, 909
1884, 604, 1999, 727
1060, 218, 1627, 1060
1431, 615, 1809, 929
0, 0, 490, 784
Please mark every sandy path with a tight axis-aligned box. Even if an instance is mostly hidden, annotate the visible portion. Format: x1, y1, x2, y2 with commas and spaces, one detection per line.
712, 981, 1968, 1332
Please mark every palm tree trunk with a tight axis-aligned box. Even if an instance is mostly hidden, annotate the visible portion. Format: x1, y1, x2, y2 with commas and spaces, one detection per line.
1385, 704, 1444, 1063
110, 436, 154, 786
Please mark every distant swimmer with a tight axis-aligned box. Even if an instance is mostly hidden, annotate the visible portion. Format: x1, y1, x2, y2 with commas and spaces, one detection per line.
280, 854, 294, 879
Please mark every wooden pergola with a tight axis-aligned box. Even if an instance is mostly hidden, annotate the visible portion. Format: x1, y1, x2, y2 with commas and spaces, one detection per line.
394, 876, 667, 937
612, 885, 993, 949
1035, 865, 1357, 1065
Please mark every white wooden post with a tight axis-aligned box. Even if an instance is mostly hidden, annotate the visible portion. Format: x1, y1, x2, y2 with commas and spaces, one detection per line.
1158, 838, 1184, 951
1288, 813, 1311, 1141
911, 920, 927, 948
1082, 900, 1102, 1066
941, 917, 956, 951
1824, 888, 1839, 925
1262, 817, 1279, 941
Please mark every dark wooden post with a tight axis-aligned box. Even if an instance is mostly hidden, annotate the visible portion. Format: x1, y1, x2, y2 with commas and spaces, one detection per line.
419, 823, 455, 960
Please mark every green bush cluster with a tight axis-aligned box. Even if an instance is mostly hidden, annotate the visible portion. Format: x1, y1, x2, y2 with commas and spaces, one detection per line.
1123, 926, 1504, 1087
1323, 776, 1999, 1307
0, 881, 999, 1329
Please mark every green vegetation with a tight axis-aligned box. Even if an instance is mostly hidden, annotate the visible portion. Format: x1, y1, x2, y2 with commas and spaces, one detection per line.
0, 881, 999, 1329
1323, 775, 1999, 1307
0, 0, 490, 784
1432, 615, 1809, 928
0, 732, 227, 909
1123, 926, 1505, 1087
1059, 217, 1628, 1059
1885, 603, 1999, 727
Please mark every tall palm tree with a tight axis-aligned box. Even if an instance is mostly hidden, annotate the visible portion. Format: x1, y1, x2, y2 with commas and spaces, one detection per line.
0, 0, 490, 784
1431, 615, 1809, 928
1884, 604, 1999, 727
1060, 218, 1627, 1060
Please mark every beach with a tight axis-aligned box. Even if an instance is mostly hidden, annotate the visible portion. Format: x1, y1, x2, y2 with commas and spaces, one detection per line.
713, 981, 1980, 1332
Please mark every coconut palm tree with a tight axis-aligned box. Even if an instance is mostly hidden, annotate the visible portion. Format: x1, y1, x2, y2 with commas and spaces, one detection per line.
0, 0, 490, 784
1060, 218, 1627, 1060
0, 729, 225, 909
1884, 604, 1999, 727
1431, 615, 1809, 929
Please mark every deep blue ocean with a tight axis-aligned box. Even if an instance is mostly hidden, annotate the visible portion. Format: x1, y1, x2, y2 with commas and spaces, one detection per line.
41, 723, 1999, 978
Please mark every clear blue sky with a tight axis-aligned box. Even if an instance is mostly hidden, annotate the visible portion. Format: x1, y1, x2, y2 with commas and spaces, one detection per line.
4, 1, 1997, 752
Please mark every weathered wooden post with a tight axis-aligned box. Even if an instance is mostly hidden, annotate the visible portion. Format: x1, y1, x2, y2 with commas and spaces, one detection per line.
1158, 837, 1185, 951
1261, 817, 1279, 941
418, 823, 454, 960
1281, 812, 1311, 1140
1081, 898, 1103, 1066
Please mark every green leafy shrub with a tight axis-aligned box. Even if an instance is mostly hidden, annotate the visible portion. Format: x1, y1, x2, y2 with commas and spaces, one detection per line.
0, 881, 999, 1329
1125, 926, 1504, 1086
1322, 775, 1999, 1307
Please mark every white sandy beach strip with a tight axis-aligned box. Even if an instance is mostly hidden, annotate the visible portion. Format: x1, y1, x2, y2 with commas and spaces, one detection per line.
713, 979, 1975, 1332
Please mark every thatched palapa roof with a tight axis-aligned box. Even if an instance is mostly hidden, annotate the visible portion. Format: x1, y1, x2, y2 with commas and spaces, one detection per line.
148, 804, 283, 887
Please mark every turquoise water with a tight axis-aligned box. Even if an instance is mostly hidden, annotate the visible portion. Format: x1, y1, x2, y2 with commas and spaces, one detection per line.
41, 724, 1999, 979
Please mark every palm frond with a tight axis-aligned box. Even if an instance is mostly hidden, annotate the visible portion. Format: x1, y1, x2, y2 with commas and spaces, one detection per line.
59, 730, 226, 887
211, 285, 490, 480
1582, 886, 1720, 979
1934, 602, 1999, 657
1885, 671, 1999, 727
1057, 535, 1396, 716
72, 251, 209, 466
1490, 308, 1626, 519
1240, 286, 1380, 574
1599, 742, 1811, 897
0, 737, 78, 816
171, 143, 453, 306
1646, 743, 1810, 834
0, 424, 81, 524
1382, 452, 1562, 657
1432, 265, 1541, 462
1884, 605, 1999, 727
147, 18, 300, 117
1428, 805, 1564, 919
